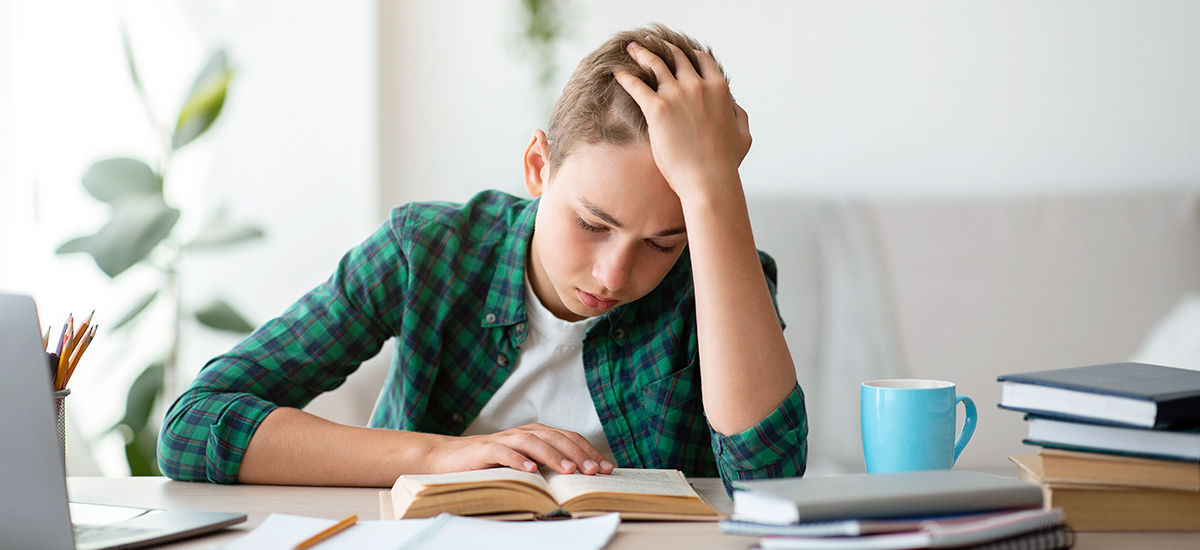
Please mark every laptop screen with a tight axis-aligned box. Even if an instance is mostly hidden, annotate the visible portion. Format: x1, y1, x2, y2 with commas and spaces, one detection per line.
0, 292, 76, 549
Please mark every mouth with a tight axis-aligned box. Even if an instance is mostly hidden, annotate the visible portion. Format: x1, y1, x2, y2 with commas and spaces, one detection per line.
577, 289, 619, 310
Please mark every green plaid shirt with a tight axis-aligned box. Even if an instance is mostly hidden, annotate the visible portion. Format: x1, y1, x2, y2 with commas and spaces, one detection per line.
159, 190, 807, 490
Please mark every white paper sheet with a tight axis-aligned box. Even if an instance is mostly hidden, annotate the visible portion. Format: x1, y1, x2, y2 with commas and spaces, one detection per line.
219, 514, 433, 550
399, 513, 621, 550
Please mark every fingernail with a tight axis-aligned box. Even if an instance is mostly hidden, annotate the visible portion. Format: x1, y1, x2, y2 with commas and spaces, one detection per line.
523, 461, 536, 471
627, 41, 641, 51
583, 460, 598, 473
600, 460, 613, 471
561, 459, 576, 472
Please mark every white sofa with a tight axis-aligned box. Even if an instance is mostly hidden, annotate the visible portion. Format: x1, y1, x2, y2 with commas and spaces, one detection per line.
308, 187, 1200, 476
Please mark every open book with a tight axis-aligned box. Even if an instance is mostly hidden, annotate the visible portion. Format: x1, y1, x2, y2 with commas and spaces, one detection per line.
386, 467, 720, 521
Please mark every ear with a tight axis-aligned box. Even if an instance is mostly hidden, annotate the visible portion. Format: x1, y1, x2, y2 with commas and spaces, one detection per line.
523, 129, 551, 197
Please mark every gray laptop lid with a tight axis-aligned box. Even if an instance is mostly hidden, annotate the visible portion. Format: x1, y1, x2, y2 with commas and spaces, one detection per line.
0, 292, 76, 549
0, 292, 245, 549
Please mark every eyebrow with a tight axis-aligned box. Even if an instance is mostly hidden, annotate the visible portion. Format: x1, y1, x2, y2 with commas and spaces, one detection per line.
580, 198, 687, 237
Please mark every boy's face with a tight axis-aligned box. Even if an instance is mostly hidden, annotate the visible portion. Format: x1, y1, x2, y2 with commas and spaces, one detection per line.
525, 134, 688, 321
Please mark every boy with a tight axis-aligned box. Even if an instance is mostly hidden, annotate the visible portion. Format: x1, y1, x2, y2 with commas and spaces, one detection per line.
159, 24, 807, 490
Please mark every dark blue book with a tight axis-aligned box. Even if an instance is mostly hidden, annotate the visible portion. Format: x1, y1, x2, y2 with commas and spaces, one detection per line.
997, 362, 1200, 429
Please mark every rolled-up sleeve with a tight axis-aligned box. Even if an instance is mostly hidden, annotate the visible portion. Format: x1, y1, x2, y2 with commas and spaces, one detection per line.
708, 384, 808, 493
157, 211, 410, 483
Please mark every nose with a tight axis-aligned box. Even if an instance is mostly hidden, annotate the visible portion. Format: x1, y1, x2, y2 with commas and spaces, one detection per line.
592, 243, 635, 293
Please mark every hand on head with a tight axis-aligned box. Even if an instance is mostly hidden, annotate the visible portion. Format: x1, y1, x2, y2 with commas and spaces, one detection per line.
613, 40, 751, 201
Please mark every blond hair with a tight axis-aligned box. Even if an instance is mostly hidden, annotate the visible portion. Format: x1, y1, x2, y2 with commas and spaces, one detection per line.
546, 24, 727, 172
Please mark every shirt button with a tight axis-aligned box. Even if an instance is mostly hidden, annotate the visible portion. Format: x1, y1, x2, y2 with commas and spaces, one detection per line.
614, 328, 625, 340
515, 322, 526, 333
497, 355, 509, 367
452, 412, 464, 423
484, 312, 497, 323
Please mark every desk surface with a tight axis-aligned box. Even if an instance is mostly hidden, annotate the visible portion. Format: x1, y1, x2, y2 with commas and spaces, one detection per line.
67, 477, 1199, 550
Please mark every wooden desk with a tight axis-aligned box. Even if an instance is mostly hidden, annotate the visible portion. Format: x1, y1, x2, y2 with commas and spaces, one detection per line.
67, 477, 1199, 549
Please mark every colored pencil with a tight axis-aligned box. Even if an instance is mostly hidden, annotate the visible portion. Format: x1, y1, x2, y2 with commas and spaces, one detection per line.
43, 325, 51, 350
294, 514, 357, 550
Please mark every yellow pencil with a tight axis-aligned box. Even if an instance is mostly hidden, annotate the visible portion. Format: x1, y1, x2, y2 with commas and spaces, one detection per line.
43, 325, 51, 350
294, 514, 357, 550
64, 325, 96, 388
55, 319, 75, 390
71, 310, 94, 349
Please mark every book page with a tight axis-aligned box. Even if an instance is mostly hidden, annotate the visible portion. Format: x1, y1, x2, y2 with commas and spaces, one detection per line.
544, 468, 698, 504
400, 467, 550, 492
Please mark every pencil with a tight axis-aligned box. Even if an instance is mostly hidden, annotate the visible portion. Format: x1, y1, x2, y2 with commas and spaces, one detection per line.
71, 310, 94, 349
43, 325, 51, 350
64, 325, 96, 389
55, 320, 75, 390
294, 514, 357, 550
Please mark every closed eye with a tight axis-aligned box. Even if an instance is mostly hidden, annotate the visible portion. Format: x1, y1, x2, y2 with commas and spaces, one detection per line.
576, 217, 606, 233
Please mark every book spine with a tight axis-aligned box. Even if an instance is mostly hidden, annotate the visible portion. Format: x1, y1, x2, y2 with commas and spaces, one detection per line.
1155, 394, 1200, 429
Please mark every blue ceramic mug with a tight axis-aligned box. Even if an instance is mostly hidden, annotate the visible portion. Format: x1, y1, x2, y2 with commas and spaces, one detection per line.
861, 379, 977, 473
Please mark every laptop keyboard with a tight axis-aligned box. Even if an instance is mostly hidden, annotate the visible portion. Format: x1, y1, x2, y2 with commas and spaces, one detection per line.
73, 523, 157, 544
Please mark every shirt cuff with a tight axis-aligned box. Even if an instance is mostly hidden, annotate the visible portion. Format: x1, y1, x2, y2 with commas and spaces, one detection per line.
709, 384, 809, 489
203, 393, 278, 484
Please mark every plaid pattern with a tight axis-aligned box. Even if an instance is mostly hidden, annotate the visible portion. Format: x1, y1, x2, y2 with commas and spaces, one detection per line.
159, 190, 807, 489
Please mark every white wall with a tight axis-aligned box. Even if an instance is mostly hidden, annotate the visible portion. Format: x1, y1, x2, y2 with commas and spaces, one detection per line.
1, 0, 378, 474
380, 0, 1200, 207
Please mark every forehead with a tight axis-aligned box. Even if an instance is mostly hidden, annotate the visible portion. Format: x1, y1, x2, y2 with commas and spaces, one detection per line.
551, 142, 685, 230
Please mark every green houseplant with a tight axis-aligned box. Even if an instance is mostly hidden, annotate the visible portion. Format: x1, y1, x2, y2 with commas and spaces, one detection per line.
56, 29, 262, 475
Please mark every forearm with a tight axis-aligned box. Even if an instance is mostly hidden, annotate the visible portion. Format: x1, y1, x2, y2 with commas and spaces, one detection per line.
237, 407, 447, 486
680, 180, 797, 435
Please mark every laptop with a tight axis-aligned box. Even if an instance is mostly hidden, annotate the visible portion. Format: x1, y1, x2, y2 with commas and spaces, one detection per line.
0, 292, 246, 549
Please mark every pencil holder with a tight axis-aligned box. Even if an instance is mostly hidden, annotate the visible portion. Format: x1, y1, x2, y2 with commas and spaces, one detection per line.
53, 388, 70, 465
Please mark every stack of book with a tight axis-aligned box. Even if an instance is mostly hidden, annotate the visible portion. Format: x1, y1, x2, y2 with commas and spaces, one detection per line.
997, 362, 1200, 531
721, 470, 1075, 549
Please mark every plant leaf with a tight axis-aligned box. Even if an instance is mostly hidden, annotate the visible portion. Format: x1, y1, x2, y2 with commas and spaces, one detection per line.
82, 158, 162, 203
171, 50, 233, 150
85, 195, 180, 278
112, 361, 164, 439
119, 23, 144, 100
184, 222, 264, 250
125, 423, 161, 476
112, 290, 159, 331
55, 236, 92, 255
194, 298, 255, 334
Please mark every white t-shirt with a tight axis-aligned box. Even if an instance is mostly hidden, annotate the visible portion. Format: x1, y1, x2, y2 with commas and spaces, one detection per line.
461, 278, 615, 461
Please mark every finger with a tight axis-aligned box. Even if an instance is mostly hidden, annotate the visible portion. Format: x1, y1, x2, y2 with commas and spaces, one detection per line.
554, 430, 613, 474
540, 430, 604, 475
662, 41, 699, 82
626, 41, 675, 87
693, 48, 723, 81
613, 70, 660, 113
505, 432, 577, 474
483, 442, 539, 473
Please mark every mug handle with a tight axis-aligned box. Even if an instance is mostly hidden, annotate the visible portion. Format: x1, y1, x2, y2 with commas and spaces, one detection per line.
952, 395, 977, 464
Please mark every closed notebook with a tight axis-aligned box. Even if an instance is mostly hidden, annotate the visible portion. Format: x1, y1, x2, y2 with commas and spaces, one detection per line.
997, 362, 1200, 429
732, 470, 1044, 524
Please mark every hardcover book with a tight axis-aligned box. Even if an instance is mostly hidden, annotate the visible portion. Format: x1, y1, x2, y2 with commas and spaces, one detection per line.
1010, 454, 1200, 531
1036, 448, 1200, 492
385, 467, 719, 521
1022, 415, 1200, 462
997, 362, 1200, 429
